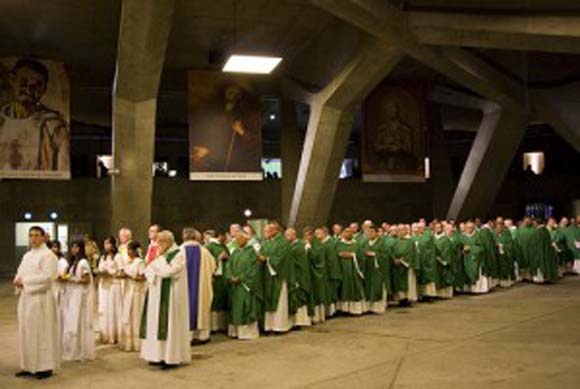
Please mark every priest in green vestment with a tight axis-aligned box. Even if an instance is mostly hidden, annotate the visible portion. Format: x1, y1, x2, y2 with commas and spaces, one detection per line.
460, 222, 487, 294
447, 225, 465, 292
478, 222, 499, 290
560, 217, 580, 273
532, 219, 559, 284
336, 228, 366, 315
547, 218, 567, 277
360, 225, 389, 313
433, 223, 455, 299
383, 226, 399, 300
413, 223, 438, 301
259, 223, 292, 332
304, 227, 328, 323
494, 221, 516, 288
205, 230, 230, 332
140, 231, 191, 367
391, 225, 419, 307
225, 231, 263, 340
316, 227, 341, 317
285, 227, 312, 327
515, 217, 537, 281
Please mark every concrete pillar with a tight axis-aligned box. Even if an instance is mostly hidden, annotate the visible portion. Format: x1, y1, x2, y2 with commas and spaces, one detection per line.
288, 39, 403, 229
280, 99, 301, 227
532, 87, 580, 152
447, 105, 528, 220
111, 0, 175, 243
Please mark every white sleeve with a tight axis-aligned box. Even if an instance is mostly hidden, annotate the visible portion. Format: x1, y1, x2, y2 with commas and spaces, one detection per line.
22, 253, 57, 294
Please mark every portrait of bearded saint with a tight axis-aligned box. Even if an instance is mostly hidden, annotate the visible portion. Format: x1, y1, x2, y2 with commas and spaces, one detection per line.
0, 59, 69, 172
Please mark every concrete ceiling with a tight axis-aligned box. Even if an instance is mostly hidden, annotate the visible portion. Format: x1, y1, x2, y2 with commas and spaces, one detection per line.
3, 0, 580, 135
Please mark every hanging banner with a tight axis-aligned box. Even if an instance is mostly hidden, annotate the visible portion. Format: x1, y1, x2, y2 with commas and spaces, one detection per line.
0, 57, 70, 179
188, 70, 262, 181
362, 81, 426, 182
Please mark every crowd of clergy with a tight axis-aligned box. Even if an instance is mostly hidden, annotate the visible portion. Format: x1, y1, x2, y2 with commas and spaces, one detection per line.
12, 215, 580, 379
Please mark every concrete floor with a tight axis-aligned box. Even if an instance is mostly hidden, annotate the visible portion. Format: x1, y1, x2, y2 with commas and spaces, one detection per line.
1, 278, 580, 389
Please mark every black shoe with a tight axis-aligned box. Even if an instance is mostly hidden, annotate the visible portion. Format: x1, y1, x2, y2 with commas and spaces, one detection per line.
15, 371, 32, 378
191, 338, 211, 346
161, 363, 179, 370
35, 370, 52, 380
399, 299, 412, 308
148, 361, 164, 367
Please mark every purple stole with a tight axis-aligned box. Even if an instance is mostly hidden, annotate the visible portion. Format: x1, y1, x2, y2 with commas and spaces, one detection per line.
185, 244, 202, 331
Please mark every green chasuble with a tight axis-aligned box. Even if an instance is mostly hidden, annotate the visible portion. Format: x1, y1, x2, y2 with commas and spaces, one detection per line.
450, 233, 465, 290
383, 235, 398, 297
493, 229, 515, 281
433, 233, 456, 289
460, 232, 483, 286
287, 239, 312, 315
321, 237, 341, 305
140, 248, 180, 340
335, 238, 365, 303
260, 233, 290, 312
536, 225, 559, 281
307, 239, 329, 309
549, 227, 568, 266
562, 225, 580, 262
414, 233, 437, 286
516, 225, 538, 271
225, 245, 263, 326
360, 237, 390, 303
226, 239, 239, 254
391, 237, 419, 294
206, 240, 230, 312
478, 227, 498, 280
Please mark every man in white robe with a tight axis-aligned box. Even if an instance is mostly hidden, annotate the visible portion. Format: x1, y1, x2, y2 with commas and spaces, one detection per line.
181, 228, 216, 345
13, 226, 59, 379
140, 231, 191, 368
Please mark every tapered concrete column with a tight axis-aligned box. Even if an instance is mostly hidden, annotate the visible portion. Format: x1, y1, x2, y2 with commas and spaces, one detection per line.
288, 39, 403, 228
532, 87, 580, 152
280, 99, 301, 227
111, 0, 175, 242
447, 106, 528, 220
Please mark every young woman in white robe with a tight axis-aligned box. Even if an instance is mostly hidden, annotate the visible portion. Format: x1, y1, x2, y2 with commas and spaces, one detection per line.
49, 241, 69, 344
97, 237, 125, 344
62, 240, 95, 361
121, 241, 146, 352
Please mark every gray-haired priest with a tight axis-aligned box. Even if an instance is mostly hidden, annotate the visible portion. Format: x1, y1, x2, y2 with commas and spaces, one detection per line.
181, 227, 216, 345
140, 230, 191, 369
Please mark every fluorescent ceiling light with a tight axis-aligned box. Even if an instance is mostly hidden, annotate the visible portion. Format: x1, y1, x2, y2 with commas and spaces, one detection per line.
223, 55, 282, 74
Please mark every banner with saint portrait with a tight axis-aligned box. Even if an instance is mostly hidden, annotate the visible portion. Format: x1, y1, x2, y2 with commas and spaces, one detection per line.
188, 70, 262, 181
362, 81, 426, 182
0, 57, 70, 179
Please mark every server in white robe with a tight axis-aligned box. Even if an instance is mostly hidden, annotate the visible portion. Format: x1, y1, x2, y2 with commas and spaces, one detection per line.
14, 226, 59, 379
49, 240, 69, 339
140, 231, 191, 368
121, 241, 146, 351
97, 237, 125, 344
62, 240, 95, 361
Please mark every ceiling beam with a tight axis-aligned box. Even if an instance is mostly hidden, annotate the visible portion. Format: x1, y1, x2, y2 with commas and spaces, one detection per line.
410, 12, 580, 53
312, 0, 526, 111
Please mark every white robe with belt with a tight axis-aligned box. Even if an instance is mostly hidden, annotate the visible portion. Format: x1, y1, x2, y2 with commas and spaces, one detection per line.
97, 253, 124, 343
121, 257, 146, 351
15, 244, 60, 373
140, 245, 191, 365
62, 258, 95, 361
